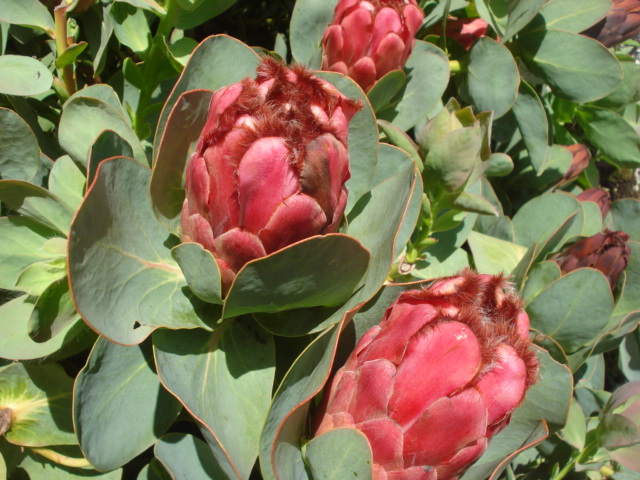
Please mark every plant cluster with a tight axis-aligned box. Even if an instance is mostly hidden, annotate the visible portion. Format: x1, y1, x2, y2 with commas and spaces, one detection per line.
1, 0, 640, 479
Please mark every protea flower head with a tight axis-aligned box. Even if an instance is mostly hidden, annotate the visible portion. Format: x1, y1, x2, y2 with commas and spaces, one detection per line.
430, 17, 489, 50
577, 188, 611, 219
583, 0, 640, 47
313, 270, 539, 480
552, 229, 631, 288
321, 0, 425, 92
180, 58, 361, 294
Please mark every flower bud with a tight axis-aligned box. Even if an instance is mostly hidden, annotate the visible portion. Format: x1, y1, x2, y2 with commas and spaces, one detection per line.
321, 0, 425, 92
583, 0, 640, 48
577, 188, 611, 219
552, 229, 631, 288
562, 144, 591, 182
313, 270, 539, 480
180, 58, 361, 294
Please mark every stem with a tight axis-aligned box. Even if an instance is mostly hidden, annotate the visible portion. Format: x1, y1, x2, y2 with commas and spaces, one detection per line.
439, 0, 452, 54
31, 448, 92, 468
54, 5, 76, 97
134, 0, 178, 139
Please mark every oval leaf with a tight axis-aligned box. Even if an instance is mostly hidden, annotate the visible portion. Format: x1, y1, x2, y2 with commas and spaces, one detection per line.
0, 55, 53, 97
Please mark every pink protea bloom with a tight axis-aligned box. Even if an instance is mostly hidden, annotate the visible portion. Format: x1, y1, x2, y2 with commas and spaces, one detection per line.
433, 17, 489, 49
180, 58, 361, 294
577, 188, 611, 219
313, 270, 539, 480
321, 0, 425, 92
562, 144, 592, 182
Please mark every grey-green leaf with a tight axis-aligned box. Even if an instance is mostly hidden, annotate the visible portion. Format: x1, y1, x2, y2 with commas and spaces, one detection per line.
305, 429, 373, 480
74, 337, 181, 471
0, 55, 53, 96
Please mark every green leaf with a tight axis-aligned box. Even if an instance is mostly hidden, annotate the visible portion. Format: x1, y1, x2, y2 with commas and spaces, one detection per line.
150, 90, 213, 231
520, 260, 562, 305
56, 42, 88, 69
613, 241, 640, 318
576, 105, 640, 168
290, 0, 338, 68
476, 0, 546, 43
88, 130, 134, 188
526, 269, 614, 353
28, 278, 79, 343
114, 0, 166, 15
152, 35, 260, 163
621, 328, 640, 382
82, 6, 114, 77
561, 397, 587, 450
171, 242, 222, 305
536, 0, 611, 32
460, 37, 519, 119
154, 319, 275, 480
367, 70, 406, 113
485, 153, 514, 177
155, 434, 232, 480
518, 29, 622, 103
468, 231, 527, 275
223, 235, 369, 318
48, 155, 86, 212
166, 36, 198, 70
0, 295, 90, 361
110, 2, 151, 55
610, 199, 640, 243
59, 97, 146, 167
376, 119, 422, 169
260, 323, 342, 480
512, 192, 584, 249
511, 80, 550, 173
0, 55, 53, 96
122, 57, 146, 90
305, 429, 373, 480
594, 59, 640, 109
68, 157, 215, 346
452, 191, 499, 216
176, 0, 205, 11
0, 217, 60, 291
377, 50, 450, 131
67, 84, 127, 118
0, 180, 75, 235
174, 0, 238, 29
15, 257, 66, 297
0, 362, 76, 446
0, 107, 41, 182
0, 0, 54, 34
74, 338, 181, 471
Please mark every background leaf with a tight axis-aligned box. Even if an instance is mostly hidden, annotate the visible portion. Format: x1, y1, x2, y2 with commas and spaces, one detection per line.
0, 55, 53, 96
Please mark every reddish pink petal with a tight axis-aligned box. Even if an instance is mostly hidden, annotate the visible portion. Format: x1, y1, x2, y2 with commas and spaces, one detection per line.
515, 310, 531, 340
476, 344, 527, 426
324, 188, 348, 233
373, 464, 388, 480
403, 388, 488, 467
359, 302, 438, 365
257, 193, 327, 253
323, 25, 345, 69
436, 437, 487, 479
352, 359, 396, 423
348, 56, 377, 91
325, 369, 357, 414
345, 325, 383, 370
202, 129, 249, 236
184, 153, 210, 220
403, 5, 425, 36
212, 227, 266, 274
237, 137, 298, 233
216, 258, 236, 297
388, 321, 482, 428
386, 467, 437, 480
371, 7, 403, 53
300, 133, 349, 219
334, 0, 360, 21
341, 7, 374, 64
314, 412, 356, 436
196, 83, 244, 148
357, 417, 404, 471
328, 61, 349, 75
182, 213, 215, 253
373, 33, 406, 77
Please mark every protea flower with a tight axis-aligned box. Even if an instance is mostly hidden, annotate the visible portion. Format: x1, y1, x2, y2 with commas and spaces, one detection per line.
321, 0, 425, 92
552, 230, 631, 288
313, 270, 539, 480
577, 188, 611, 219
430, 17, 489, 50
584, 0, 640, 48
180, 58, 360, 294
